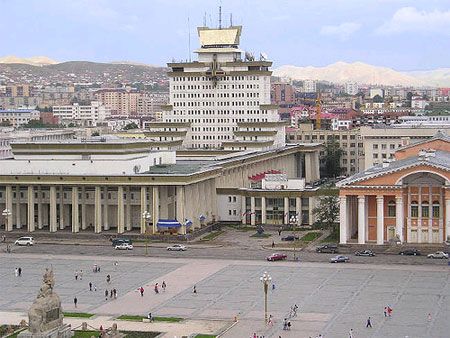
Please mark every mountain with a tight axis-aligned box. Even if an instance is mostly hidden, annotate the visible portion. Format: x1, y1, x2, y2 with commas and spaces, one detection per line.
405, 68, 450, 87
0, 55, 58, 66
110, 60, 159, 67
273, 61, 426, 86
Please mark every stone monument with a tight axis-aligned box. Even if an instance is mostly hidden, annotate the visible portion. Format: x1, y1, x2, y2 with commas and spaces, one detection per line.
18, 268, 73, 338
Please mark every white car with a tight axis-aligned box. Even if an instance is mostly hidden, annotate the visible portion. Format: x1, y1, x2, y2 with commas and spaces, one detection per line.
167, 244, 187, 251
427, 251, 448, 259
115, 243, 133, 250
14, 237, 34, 246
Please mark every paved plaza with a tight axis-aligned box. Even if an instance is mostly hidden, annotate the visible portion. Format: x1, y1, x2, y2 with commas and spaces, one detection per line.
1, 253, 450, 338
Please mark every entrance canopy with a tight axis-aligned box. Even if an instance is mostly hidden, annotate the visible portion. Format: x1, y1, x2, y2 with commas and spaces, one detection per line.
157, 219, 182, 228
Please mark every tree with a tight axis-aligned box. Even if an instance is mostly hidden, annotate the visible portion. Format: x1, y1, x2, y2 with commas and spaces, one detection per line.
123, 122, 138, 130
313, 195, 339, 234
320, 140, 343, 178
372, 94, 383, 103
91, 131, 100, 137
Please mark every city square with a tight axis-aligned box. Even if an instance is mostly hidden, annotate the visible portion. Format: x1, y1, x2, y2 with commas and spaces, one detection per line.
1, 250, 450, 338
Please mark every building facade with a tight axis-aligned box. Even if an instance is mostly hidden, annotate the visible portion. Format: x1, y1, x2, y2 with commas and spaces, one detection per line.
338, 132, 450, 245
0, 109, 40, 127
52, 101, 111, 126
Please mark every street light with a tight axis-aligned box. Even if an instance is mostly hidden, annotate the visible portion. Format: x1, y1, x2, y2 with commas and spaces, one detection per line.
290, 215, 299, 261
260, 271, 272, 323
142, 211, 151, 256
2, 209, 11, 231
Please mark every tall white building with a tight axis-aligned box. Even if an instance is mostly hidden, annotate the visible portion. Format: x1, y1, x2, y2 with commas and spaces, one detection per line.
303, 80, 317, 93
345, 82, 359, 95
162, 24, 285, 150
52, 101, 111, 126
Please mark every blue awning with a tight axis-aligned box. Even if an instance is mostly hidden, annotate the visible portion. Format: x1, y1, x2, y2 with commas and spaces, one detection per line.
185, 220, 193, 227
157, 219, 182, 228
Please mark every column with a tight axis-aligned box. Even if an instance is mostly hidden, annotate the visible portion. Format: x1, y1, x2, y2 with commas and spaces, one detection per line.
71, 187, 79, 233
418, 186, 422, 243
396, 195, 404, 243
304, 153, 312, 183
445, 197, 450, 242
250, 196, 256, 226
16, 186, 21, 229
140, 186, 147, 234
59, 187, 64, 230
428, 186, 433, 244
176, 186, 186, 234
365, 196, 369, 242
152, 186, 159, 234
312, 151, 320, 182
103, 187, 109, 230
284, 197, 289, 224
339, 196, 348, 244
261, 197, 267, 224
126, 187, 132, 231
81, 187, 87, 230
27, 186, 35, 232
5, 186, 13, 231
357, 195, 365, 244
295, 197, 302, 226
94, 186, 102, 233
308, 197, 314, 226
49, 186, 57, 232
241, 196, 246, 225
117, 186, 124, 234
376, 195, 384, 245
37, 186, 43, 229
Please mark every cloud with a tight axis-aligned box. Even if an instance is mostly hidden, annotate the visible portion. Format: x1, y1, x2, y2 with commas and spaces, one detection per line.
376, 7, 450, 35
320, 22, 361, 41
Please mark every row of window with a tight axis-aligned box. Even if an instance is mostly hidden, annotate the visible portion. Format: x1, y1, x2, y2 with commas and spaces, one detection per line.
0, 191, 144, 201
172, 109, 267, 115
373, 144, 402, 150
172, 101, 260, 107
172, 75, 260, 82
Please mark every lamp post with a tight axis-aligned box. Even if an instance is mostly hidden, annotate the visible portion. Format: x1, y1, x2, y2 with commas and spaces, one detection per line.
260, 271, 271, 323
290, 215, 299, 260
142, 211, 151, 256
2, 208, 11, 231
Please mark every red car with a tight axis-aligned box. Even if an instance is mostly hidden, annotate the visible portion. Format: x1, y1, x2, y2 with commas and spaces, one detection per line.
267, 253, 287, 261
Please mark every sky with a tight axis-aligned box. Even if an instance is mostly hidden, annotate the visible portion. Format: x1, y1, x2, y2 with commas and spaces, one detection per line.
0, 0, 449, 71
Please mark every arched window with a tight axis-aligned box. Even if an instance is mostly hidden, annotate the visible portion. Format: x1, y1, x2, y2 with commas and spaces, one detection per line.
432, 201, 440, 218
388, 200, 396, 217
411, 201, 418, 218
422, 201, 429, 218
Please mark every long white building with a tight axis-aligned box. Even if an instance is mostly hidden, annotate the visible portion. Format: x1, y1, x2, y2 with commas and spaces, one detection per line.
52, 101, 111, 126
161, 24, 285, 150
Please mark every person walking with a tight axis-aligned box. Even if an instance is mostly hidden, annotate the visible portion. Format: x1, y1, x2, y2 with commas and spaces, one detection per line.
75, 271, 78, 281
18, 267, 22, 277
74, 297, 78, 308
387, 306, 392, 317
89, 282, 92, 291
384, 307, 387, 317
154, 283, 159, 294
140, 286, 144, 297
366, 316, 372, 328
193, 285, 197, 294
268, 314, 273, 326
14, 268, 18, 277
110, 290, 113, 299
349, 328, 354, 338
162, 281, 166, 292
79, 270, 83, 280
113, 288, 117, 299
271, 240, 275, 248
105, 290, 109, 300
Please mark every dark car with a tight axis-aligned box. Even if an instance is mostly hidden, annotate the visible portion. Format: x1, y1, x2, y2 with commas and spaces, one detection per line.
355, 250, 375, 257
330, 255, 349, 263
267, 253, 288, 261
111, 237, 132, 247
399, 248, 421, 256
281, 235, 299, 241
316, 244, 338, 253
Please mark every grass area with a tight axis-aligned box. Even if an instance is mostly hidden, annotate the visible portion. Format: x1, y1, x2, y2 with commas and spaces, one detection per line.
122, 331, 160, 338
117, 315, 183, 323
321, 231, 339, 243
194, 335, 216, 338
73, 331, 99, 338
63, 312, 94, 318
4, 328, 25, 338
200, 230, 224, 241
226, 224, 255, 231
300, 232, 322, 242
250, 233, 271, 238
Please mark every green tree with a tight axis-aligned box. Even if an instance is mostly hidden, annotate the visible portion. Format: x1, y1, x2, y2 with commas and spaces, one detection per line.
123, 122, 138, 130
91, 131, 100, 137
372, 94, 383, 103
313, 195, 339, 234
320, 140, 343, 178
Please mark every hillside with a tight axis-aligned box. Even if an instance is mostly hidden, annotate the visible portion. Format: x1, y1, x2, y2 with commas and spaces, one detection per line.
273, 62, 425, 86
0, 55, 58, 66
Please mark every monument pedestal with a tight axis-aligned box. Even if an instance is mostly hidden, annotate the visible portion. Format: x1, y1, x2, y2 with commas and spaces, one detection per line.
18, 324, 73, 338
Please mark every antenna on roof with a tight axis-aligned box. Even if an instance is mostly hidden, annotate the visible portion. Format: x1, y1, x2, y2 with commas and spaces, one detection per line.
230, 13, 233, 27
218, 6, 222, 29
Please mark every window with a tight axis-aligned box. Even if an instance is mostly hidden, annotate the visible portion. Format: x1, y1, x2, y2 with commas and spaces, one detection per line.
373, 144, 378, 149
233, 196, 237, 202
432, 201, 440, 218
228, 196, 232, 202
422, 201, 429, 218
411, 201, 418, 218
228, 210, 232, 215
373, 153, 378, 159
381, 144, 387, 150
388, 200, 396, 217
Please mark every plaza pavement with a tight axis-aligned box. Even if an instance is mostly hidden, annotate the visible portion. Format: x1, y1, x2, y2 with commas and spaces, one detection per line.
1, 252, 450, 338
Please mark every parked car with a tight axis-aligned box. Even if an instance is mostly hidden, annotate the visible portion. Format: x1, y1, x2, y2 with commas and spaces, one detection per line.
316, 244, 338, 253
111, 237, 132, 247
267, 253, 287, 261
167, 244, 187, 251
399, 248, 421, 256
427, 251, 448, 259
355, 250, 375, 257
14, 237, 34, 246
281, 235, 299, 241
330, 255, 349, 263
115, 243, 133, 250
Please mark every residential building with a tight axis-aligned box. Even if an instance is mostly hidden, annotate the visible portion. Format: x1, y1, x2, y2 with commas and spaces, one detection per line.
338, 132, 450, 245
271, 83, 295, 105
52, 101, 111, 126
303, 80, 317, 93
5, 84, 30, 97
369, 88, 384, 99
345, 82, 359, 95
95, 88, 141, 116
0, 109, 40, 127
